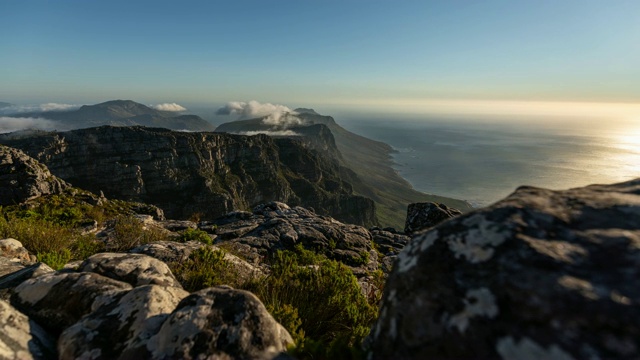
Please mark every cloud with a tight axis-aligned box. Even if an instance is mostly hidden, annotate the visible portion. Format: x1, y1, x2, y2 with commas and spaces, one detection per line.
237, 130, 302, 137
0, 103, 79, 115
152, 103, 187, 112
216, 100, 305, 128
0, 117, 65, 133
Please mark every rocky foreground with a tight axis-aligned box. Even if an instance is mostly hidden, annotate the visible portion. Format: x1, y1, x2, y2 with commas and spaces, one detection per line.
0, 144, 639, 359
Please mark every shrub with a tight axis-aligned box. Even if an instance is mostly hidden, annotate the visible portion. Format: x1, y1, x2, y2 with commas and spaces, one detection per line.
170, 247, 238, 292
178, 228, 212, 245
245, 245, 377, 358
70, 235, 105, 260
108, 215, 168, 251
38, 249, 72, 270
0, 214, 75, 255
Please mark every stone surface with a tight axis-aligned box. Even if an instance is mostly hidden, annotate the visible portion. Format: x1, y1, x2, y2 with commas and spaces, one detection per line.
0, 238, 32, 262
0, 145, 68, 206
79, 253, 182, 288
370, 228, 410, 256
371, 179, 640, 359
207, 202, 379, 272
0, 262, 54, 301
0, 299, 56, 360
404, 201, 462, 234
58, 285, 189, 359
147, 287, 293, 359
11, 272, 132, 334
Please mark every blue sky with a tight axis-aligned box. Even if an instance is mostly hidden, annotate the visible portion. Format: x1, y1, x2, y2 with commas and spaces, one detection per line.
1, 0, 639, 112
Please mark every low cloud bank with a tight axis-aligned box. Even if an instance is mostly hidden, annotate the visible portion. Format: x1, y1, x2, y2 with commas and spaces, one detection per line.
216, 100, 306, 128
238, 130, 301, 137
0, 117, 64, 133
0, 103, 79, 115
152, 103, 187, 112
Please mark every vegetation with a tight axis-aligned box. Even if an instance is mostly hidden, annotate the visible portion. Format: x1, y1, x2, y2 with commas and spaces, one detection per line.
177, 228, 213, 245
169, 247, 238, 292
108, 215, 169, 251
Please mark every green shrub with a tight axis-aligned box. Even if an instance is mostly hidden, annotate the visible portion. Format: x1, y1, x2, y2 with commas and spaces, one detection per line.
171, 247, 238, 292
245, 245, 377, 358
0, 214, 75, 255
108, 215, 168, 251
38, 249, 72, 270
70, 235, 105, 260
178, 228, 212, 245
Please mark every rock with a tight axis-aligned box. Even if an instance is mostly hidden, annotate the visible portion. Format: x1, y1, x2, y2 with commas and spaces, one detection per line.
0, 238, 32, 262
0, 145, 68, 206
370, 229, 410, 256
404, 202, 462, 234
157, 219, 197, 232
79, 253, 182, 288
58, 285, 189, 359
0, 262, 54, 301
371, 179, 640, 359
147, 287, 293, 359
209, 202, 378, 271
0, 299, 56, 360
11, 272, 132, 334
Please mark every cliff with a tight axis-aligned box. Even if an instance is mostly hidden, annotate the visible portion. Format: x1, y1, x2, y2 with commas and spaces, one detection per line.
0, 126, 376, 226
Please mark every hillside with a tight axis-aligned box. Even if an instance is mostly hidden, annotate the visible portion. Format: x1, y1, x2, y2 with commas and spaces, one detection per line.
8, 100, 215, 131
216, 110, 473, 228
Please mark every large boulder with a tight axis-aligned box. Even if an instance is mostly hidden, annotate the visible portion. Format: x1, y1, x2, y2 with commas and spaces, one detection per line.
11, 272, 132, 334
0, 262, 54, 301
79, 253, 182, 288
58, 285, 189, 359
147, 287, 293, 359
0, 299, 56, 360
371, 179, 640, 359
0, 238, 34, 263
0, 145, 68, 206
404, 202, 462, 234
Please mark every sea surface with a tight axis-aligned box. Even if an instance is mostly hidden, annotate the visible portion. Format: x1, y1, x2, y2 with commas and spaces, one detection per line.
340, 115, 640, 208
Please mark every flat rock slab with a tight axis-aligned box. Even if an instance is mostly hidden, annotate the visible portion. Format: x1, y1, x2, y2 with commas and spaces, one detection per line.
371, 179, 640, 359
79, 253, 182, 288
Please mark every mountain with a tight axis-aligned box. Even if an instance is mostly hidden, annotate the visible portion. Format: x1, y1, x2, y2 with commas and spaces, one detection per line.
0, 125, 376, 227
11, 100, 215, 131
215, 110, 473, 228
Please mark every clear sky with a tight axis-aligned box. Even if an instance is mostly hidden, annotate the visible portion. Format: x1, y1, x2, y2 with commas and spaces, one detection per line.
1, 0, 639, 113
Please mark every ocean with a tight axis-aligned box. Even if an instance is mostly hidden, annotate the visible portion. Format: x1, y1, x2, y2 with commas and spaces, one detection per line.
339, 115, 640, 208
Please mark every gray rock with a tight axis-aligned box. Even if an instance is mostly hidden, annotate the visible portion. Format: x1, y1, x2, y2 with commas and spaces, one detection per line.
0, 145, 68, 206
0, 262, 54, 301
147, 287, 293, 359
79, 253, 182, 288
58, 285, 189, 360
11, 272, 132, 334
371, 179, 640, 359
157, 219, 197, 232
0, 299, 56, 360
404, 201, 462, 234
0, 238, 33, 262
370, 229, 410, 256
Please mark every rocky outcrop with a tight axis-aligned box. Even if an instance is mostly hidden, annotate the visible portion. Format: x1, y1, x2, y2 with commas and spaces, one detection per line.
0, 126, 377, 226
0, 299, 56, 360
404, 202, 462, 234
0, 145, 68, 206
203, 202, 379, 274
78, 253, 182, 288
370, 179, 640, 359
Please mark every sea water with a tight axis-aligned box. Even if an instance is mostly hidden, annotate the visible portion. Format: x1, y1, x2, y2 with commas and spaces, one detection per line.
339, 115, 640, 208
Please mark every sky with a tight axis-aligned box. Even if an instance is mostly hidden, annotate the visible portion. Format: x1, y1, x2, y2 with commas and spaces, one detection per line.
1, 0, 640, 117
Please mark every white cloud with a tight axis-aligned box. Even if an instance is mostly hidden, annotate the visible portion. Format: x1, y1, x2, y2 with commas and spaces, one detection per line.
237, 130, 302, 137
152, 103, 187, 112
0, 103, 79, 115
216, 100, 305, 128
0, 117, 64, 133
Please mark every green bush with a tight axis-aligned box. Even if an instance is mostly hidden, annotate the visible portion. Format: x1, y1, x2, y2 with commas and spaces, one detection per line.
245, 245, 377, 358
171, 247, 238, 292
178, 228, 212, 245
38, 249, 72, 270
108, 215, 168, 251
70, 235, 105, 260
0, 214, 75, 255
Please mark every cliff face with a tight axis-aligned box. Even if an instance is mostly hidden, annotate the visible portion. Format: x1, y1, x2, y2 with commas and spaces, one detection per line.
0, 126, 376, 226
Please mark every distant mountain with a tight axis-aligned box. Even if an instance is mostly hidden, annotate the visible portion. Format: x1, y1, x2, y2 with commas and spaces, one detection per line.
215, 110, 473, 228
11, 100, 215, 131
